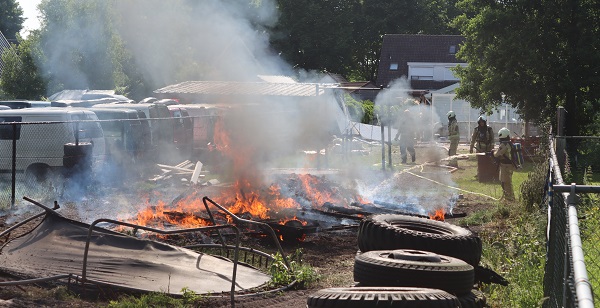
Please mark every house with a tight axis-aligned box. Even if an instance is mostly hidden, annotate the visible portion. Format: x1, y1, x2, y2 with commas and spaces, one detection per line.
376, 34, 466, 91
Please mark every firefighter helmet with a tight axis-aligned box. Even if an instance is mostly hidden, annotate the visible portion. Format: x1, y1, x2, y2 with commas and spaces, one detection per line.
498, 127, 510, 139
477, 115, 487, 123
447, 111, 456, 119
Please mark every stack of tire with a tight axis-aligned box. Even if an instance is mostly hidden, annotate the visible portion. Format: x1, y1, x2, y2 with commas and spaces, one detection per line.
307, 214, 486, 307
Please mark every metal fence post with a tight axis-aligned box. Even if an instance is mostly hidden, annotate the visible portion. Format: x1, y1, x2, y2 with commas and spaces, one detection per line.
11, 123, 17, 207
556, 107, 566, 167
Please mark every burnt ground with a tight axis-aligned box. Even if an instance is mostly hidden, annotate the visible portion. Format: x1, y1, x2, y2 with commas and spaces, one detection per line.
0, 147, 499, 308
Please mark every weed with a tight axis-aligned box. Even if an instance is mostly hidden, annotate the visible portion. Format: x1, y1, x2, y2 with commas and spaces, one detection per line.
481, 209, 546, 307
268, 248, 320, 289
106, 287, 207, 308
520, 158, 549, 211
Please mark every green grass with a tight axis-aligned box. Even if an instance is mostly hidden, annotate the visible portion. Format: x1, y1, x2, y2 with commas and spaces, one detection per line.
452, 154, 546, 307
580, 203, 600, 304
107, 288, 207, 308
269, 249, 320, 289
453, 155, 534, 202
579, 173, 600, 304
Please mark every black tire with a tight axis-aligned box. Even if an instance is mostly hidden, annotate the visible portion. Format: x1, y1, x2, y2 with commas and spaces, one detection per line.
358, 214, 482, 266
458, 289, 487, 308
307, 287, 460, 308
354, 249, 474, 296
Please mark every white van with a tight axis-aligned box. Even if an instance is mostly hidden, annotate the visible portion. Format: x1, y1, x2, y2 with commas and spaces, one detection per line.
0, 108, 106, 181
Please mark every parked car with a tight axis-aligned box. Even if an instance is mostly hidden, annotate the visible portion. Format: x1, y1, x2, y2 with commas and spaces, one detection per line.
50, 98, 121, 107
0, 100, 52, 109
87, 107, 147, 162
92, 103, 173, 161
0, 108, 106, 182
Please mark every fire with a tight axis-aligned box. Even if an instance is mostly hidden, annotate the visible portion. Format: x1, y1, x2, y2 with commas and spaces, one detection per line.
355, 195, 371, 205
429, 208, 446, 221
299, 174, 330, 206
124, 114, 373, 232
217, 180, 298, 220
279, 216, 308, 226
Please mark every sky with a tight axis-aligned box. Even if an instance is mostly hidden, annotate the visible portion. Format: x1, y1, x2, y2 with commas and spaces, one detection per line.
18, 0, 42, 38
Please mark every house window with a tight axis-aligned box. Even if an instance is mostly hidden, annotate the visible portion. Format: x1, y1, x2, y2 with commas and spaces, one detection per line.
449, 45, 456, 54
389, 63, 398, 70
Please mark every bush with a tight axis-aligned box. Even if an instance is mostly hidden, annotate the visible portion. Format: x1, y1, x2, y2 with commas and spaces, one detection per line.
269, 249, 320, 289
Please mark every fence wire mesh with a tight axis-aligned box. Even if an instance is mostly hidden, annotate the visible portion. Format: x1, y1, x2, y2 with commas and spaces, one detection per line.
0, 115, 219, 209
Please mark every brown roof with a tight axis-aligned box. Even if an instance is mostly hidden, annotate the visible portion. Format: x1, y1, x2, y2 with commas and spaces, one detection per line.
376, 34, 465, 90
154, 81, 326, 98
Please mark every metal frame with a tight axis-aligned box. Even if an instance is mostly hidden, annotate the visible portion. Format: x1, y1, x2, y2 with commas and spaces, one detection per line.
0, 196, 295, 308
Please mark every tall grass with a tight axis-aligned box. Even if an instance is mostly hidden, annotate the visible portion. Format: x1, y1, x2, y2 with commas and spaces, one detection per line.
479, 210, 546, 307
454, 156, 547, 307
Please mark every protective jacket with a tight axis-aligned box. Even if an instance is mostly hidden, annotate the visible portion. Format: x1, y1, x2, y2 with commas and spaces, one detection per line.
448, 119, 460, 141
494, 141, 512, 164
470, 126, 494, 152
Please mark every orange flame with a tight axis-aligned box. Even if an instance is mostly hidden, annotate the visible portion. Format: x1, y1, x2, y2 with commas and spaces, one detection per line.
429, 208, 446, 221
298, 174, 337, 207
125, 120, 373, 231
279, 216, 308, 226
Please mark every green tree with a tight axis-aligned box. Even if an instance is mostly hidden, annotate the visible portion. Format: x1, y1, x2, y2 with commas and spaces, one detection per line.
0, 33, 47, 99
453, 0, 600, 138
271, 0, 359, 76
272, 0, 461, 82
0, 0, 24, 40
351, 0, 461, 82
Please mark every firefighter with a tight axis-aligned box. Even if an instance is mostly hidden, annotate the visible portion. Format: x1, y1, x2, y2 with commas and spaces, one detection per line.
447, 111, 459, 167
493, 127, 515, 201
394, 109, 416, 164
469, 115, 494, 153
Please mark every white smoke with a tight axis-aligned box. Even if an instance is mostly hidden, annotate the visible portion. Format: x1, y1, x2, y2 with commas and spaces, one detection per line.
25, 0, 460, 221
113, 0, 291, 86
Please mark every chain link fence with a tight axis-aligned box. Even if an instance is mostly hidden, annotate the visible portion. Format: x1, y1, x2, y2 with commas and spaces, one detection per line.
543, 137, 597, 307
0, 114, 220, 209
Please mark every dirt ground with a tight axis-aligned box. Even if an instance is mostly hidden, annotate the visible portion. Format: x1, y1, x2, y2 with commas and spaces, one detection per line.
0, 145, 498, 308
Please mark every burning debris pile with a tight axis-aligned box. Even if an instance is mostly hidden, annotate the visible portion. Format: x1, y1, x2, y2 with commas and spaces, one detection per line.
117, 171, 459, 243
101, 91, 461, 244
120, 173, 373, 242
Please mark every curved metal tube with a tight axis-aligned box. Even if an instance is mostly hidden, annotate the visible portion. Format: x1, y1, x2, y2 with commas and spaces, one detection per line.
81, 219, 240, 307
0, 274, 77, 286
202, 196, 292, 272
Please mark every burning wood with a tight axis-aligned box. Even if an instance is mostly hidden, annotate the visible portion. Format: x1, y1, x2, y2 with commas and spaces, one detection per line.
263, 219, 318, 243
429, 208, 446, 221
149, 160, 208, 184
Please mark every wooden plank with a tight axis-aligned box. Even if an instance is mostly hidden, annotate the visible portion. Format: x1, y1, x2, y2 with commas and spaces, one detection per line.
190, 161, 203, 184
156, 164, 194, 173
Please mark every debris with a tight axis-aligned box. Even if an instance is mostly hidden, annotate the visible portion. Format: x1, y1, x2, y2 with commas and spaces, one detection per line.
206, 179, 220, 186
149, 160, 207, 184
190, 161, 203, 184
